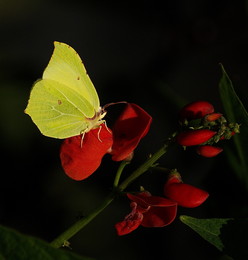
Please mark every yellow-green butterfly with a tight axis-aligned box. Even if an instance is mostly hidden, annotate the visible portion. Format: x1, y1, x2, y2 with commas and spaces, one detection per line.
25, 41, 106, 139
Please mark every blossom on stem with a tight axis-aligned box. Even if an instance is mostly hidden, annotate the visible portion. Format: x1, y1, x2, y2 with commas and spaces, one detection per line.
115, 173, 208, 235
179, 101, 214, 121
60, 124, 113, 181
110, 103, 152, 161
176, 129, 216, 146
115, 192, 177, 236
177, 100, 239, 158
60, 103, 152, 180
196, 145, 223, 158
163, 172, 209, 208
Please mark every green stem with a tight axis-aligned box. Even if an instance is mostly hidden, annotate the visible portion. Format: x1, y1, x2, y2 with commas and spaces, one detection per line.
113, 160, 130, 188
118, 141, 173, 191
50, 134, 176, 248
50, 191, 116, 248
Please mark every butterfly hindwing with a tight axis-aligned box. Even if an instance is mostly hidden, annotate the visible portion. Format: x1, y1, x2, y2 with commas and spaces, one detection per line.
25, 79, 89, 139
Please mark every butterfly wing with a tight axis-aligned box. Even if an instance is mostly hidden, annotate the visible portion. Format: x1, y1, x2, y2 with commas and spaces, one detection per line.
43, 41, 100, 117
25, 79, 92, 138
25, 41, 102, 139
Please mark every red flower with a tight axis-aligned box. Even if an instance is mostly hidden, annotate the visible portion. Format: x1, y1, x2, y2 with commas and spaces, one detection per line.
60, 103, 152, 180
115, 192, 177, 236
163, 173, 209, 208
176, 129, 216, 146
60, 124, 113, 180
179, 101, 214, 121
196, 145, 223, 158
110, 103, 152, 161
116, 173, 209, 235
115, 202, 144, 236
177, 100, 239, 157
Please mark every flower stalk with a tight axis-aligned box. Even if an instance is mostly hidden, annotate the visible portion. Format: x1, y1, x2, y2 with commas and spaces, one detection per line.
118, 138, 175, 191
50, 133, 176, 248
113, 160, 130, 188
50, 191, 116, 248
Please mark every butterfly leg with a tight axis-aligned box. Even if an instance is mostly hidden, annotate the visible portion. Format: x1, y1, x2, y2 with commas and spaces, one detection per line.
80, 131, 86, 147
97, 125, 103, 143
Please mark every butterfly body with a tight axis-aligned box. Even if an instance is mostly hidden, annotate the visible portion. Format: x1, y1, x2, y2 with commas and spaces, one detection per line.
25, 41, 104, 139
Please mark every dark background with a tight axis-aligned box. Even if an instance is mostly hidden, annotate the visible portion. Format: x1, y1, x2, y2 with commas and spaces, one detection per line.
0, 0, 248, 259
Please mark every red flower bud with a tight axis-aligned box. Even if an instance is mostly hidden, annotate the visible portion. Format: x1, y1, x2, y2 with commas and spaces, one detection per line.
196, 145, 223, 158
220, 131, 236, 140
164, 172, 182, 185
176, 129, 216, 146
164, 173, 209, 208
205, 113, 222, 122
179, 101, 214, 120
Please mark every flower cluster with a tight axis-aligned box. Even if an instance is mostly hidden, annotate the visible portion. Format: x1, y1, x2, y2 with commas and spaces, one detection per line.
60, 103, 152, 180
58, 100, 238, 236
115, 171, 209, 235
176, 101, 239, 157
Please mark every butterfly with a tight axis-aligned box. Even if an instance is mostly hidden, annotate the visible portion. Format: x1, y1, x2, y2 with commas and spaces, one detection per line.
25, 41, 106, 139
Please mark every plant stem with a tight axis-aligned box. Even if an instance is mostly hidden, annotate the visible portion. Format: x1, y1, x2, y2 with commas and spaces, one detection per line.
118, 141, 173, 191
50, 134, 175, 248
50, 191, 116, 248
113, 160, 130, 188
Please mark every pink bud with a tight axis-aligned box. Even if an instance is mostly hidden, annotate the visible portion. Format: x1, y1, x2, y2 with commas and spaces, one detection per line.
196, 145, 223, 158
179, 101, 214, 120
205, 113, 222, 122
176, 129, 216, 146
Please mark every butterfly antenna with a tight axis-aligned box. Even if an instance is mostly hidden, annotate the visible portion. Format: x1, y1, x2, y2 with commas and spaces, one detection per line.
102, 101, 127, 110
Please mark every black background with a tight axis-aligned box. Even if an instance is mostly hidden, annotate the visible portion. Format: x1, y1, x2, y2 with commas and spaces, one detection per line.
0, 0, 248, 259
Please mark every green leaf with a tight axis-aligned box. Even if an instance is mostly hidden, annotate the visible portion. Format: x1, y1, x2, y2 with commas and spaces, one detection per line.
0, 225, 93, 260
219, 64, 248, 190
180, 215, 248, 259
180, 215, 229, 251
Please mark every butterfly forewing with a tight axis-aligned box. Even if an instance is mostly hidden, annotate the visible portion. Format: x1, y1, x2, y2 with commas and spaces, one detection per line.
43, 41, 100, 113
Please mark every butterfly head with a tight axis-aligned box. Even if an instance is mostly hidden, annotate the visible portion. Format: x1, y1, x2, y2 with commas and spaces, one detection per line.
84, 107, 106, 133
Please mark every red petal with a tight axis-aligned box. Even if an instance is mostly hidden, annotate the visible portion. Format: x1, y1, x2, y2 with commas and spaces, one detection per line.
196, 145, 223, 158
60, 124, 113, 180
179, 101, 214, 120
141, 204, 177, 227
176, 129, 216, 146
127, 193, 177, 208
110, 103, 152, 161
127, 193, 178, 227
164, 182, 209, 208
115, 202, 144, 236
